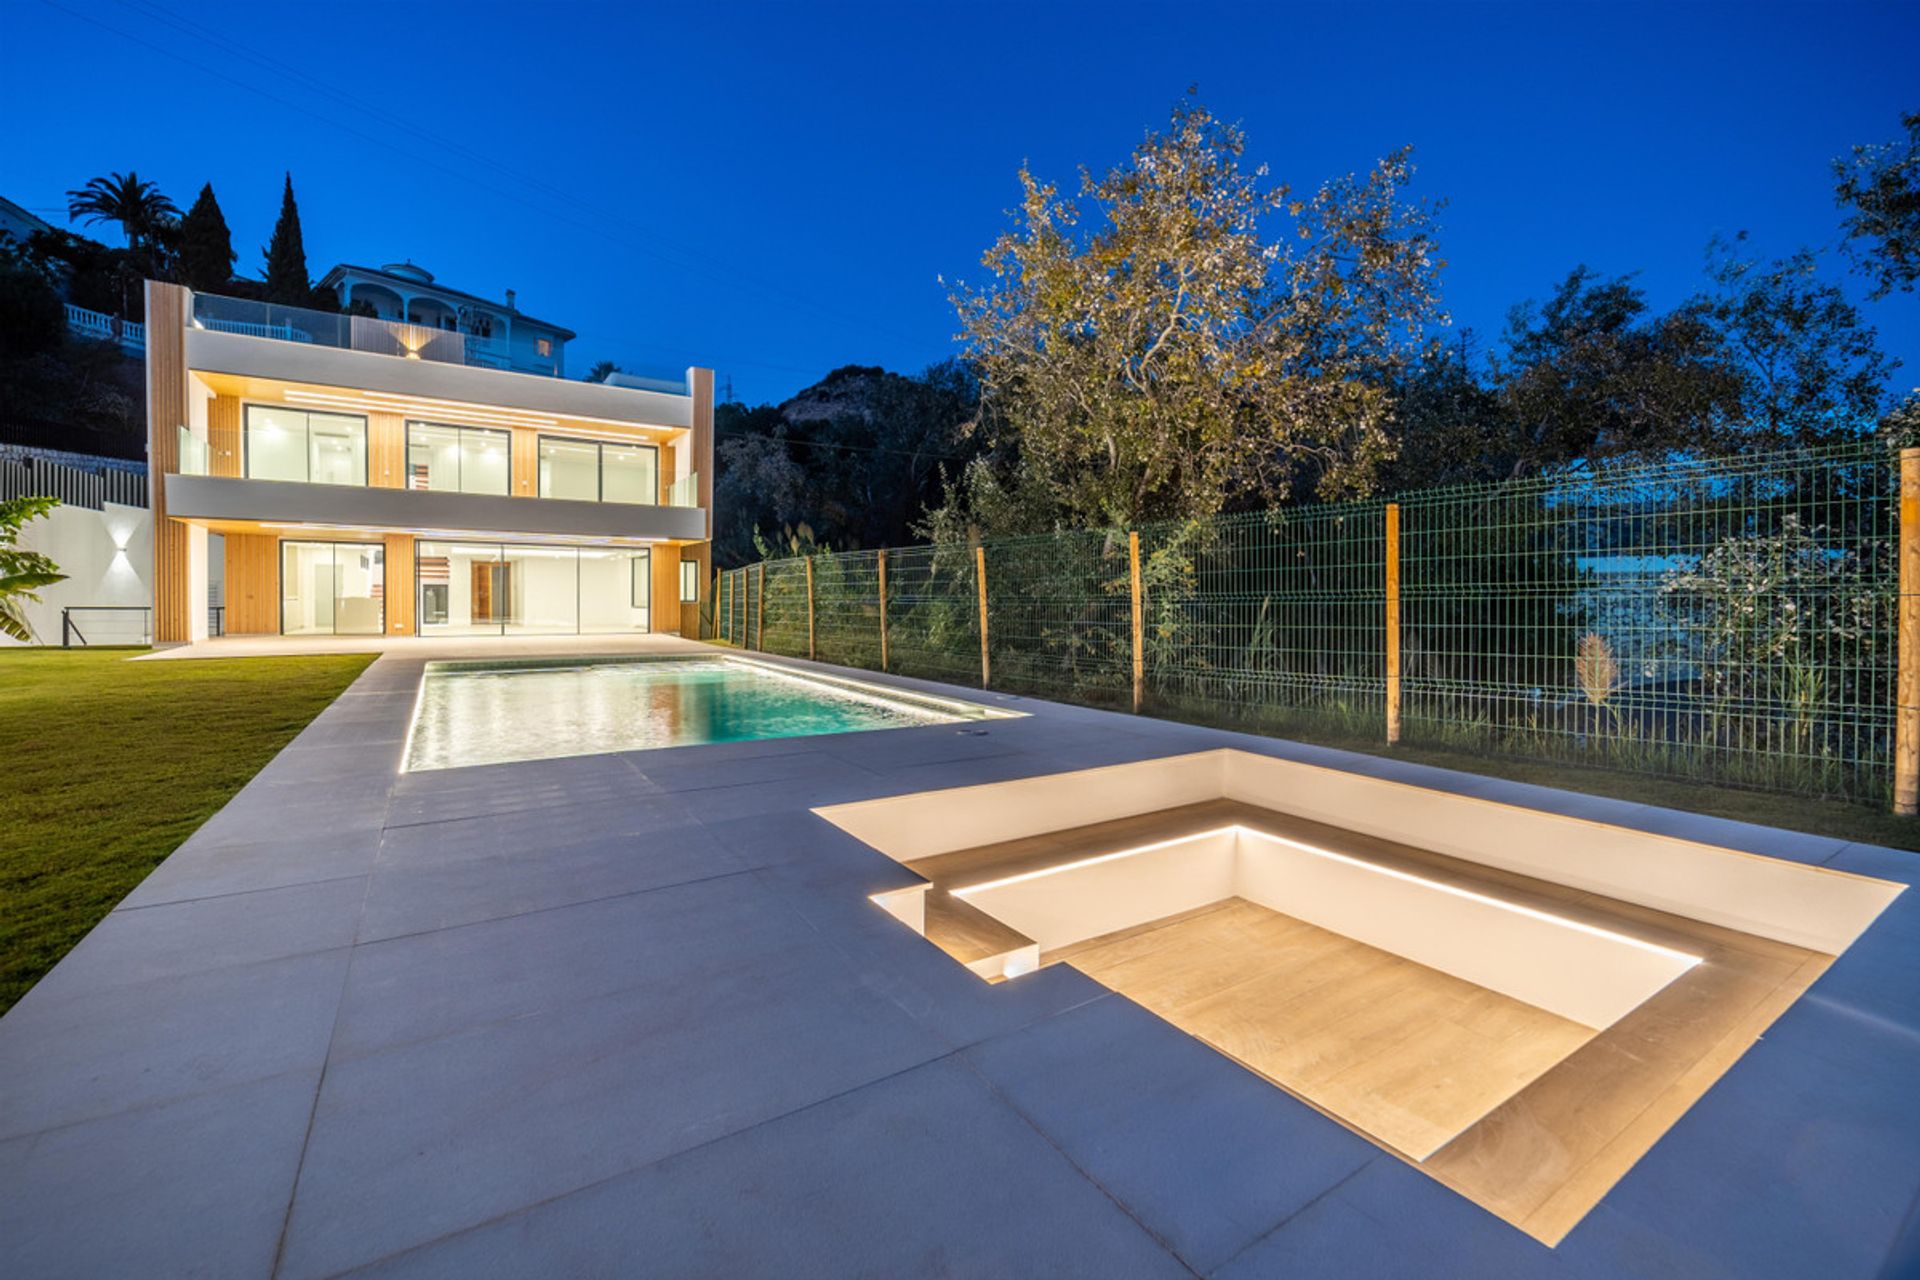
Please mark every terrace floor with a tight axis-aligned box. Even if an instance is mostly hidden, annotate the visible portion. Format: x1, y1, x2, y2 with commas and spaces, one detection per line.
2, 642, 1917, 1278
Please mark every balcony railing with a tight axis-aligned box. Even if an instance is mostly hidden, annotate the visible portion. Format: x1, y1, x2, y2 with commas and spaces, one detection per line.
176, 425, 209, 476
666, 470, 700, 508
66, 304, 145, 352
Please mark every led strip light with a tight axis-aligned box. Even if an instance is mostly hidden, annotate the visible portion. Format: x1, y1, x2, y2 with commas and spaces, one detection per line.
953, 823, 1702, 966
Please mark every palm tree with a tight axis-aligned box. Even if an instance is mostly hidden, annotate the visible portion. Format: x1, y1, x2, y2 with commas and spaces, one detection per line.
65, 172, 179, 251
0, 497, 66, 643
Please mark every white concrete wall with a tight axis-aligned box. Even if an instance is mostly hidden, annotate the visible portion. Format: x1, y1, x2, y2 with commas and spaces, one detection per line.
2, 501, 152, 646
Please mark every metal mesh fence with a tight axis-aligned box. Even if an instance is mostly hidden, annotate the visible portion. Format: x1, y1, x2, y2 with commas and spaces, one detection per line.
716, 441, 1901, 806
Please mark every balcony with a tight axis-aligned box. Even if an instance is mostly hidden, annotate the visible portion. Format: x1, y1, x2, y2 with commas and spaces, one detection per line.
162, 472, 708, 543
188, 293, 687, 394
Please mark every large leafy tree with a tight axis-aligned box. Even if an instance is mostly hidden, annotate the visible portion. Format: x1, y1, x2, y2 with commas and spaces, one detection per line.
1489, 267, 1740, 474
262, 173, 311, 306
948, 98, 1444, 533
178, 183, 235, 294
0, 496, 66, 643
1693, 236, 1894, 447
1834, 110, 1920, 300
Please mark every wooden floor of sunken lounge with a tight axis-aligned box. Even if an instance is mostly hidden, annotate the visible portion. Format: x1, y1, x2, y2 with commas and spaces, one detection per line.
899, 800, 1828, 1246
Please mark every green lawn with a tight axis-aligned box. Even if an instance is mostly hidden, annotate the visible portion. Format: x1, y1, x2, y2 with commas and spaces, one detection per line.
0, 648, 375, 1014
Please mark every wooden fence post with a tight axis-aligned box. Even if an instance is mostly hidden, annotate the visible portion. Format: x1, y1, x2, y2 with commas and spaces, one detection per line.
735, 569, 744, 646
1897, 450, 1919, 814
1129, 531, 1144, 713
1385, 502, 1402, 745
756, 562, 766, 652
805, 556, 816, 661
975, 544, 990, 688
877, 549, 890, 672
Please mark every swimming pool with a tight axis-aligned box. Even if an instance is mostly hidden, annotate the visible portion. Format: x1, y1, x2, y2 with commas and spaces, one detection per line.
404, 655, 1019, 771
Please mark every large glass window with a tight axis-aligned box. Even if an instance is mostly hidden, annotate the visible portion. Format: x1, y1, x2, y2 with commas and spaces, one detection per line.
537, 435, 659, 505
406, 421, 510, 495
280, 541, 384, 635
601, 442, 658, 505
538, 438, 600, 501
245, 406, 367, 486
417, 542, 651, 635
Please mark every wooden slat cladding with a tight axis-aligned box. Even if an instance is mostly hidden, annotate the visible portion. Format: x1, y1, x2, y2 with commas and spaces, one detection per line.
370, 413, 406, 489
146, 282, 192, 643
223, 533, 279, 634
208, 395, 242, 478
384, 533, 415, 634
511, 428, 539, 497
651, 545, 678, 634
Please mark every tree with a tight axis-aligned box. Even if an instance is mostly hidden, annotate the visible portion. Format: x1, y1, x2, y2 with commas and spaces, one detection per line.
0, 250, 67, 358
262, 173, 311, 306
0, 496, 66, 642
177, 183, 234, 294
64, 172, 178, 254
948, 97, 1444, 534
584, 360, 624, 383
1693, 236, 1894, 447
1490, 267, 1739, 474
1835, 111, 1920, 300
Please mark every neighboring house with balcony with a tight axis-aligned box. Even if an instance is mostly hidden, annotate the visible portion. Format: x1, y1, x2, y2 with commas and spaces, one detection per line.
315, 261, 574, 377
144, 280, 713, 643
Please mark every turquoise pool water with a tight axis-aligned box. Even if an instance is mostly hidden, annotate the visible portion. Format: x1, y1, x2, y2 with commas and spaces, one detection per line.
405, 656, 1010, 771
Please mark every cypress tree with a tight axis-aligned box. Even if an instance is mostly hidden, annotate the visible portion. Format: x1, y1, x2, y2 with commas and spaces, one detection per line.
178, 183, 234, 293
262, 172, 310, 305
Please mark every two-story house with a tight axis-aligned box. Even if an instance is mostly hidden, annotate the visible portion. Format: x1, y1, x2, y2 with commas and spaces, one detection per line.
314, 261, 575, 377
144, 280, 712, 643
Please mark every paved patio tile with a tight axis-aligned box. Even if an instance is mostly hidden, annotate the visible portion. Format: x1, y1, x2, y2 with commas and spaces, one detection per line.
358, 822, 741, 942
277, 947, 946, 1279
116, 829, 385, 907
375, 790, 704, 863
1573, 996, 1920, 1280
0, 948, 350, 1140
335, 1057, 1191, 1280
33, 875, 367, 998
0, 1069, 322, 1280
333, 871, 805, 1057
1212, 1159, 1560, 1280
753, 860, 1114, 1051
965, 996, 1382, 1275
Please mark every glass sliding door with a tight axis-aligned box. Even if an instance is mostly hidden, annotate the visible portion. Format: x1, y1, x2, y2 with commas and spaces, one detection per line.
579, 547, 650, 633
280, 540, 385, 635
503, 544, 579, 635
600, 442, 658, 505
407, 421, 511, 494
246, 406, 368, 486
538, 439, 599, 501
416, 541, 655, 636
417, 541, 504, 636
537, 435, 660, 505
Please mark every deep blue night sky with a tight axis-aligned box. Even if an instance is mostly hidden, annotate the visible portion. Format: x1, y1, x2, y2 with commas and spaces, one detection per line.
6, 1, 1916, 404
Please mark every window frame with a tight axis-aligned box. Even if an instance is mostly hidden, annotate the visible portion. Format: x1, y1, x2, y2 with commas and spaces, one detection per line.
243, 403, 370, 487
679, 559, 699, 603
404, 419, 512, 496
536, 434, 660, 505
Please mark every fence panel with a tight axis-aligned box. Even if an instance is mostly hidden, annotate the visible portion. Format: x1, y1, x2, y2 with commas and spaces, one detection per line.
718, 441, 1899, 807
812, 551, 884, 669
984, 528, 1134, 707
1138, 503, 1389, 739
1400, 448, 1896, 803
881, 543, 980, 685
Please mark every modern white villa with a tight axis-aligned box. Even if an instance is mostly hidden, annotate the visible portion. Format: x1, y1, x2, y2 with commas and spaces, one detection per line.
143, 279, 713, 643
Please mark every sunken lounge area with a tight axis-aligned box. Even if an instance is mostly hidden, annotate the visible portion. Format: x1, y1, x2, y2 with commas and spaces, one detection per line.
819, 748, 1903, 1246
